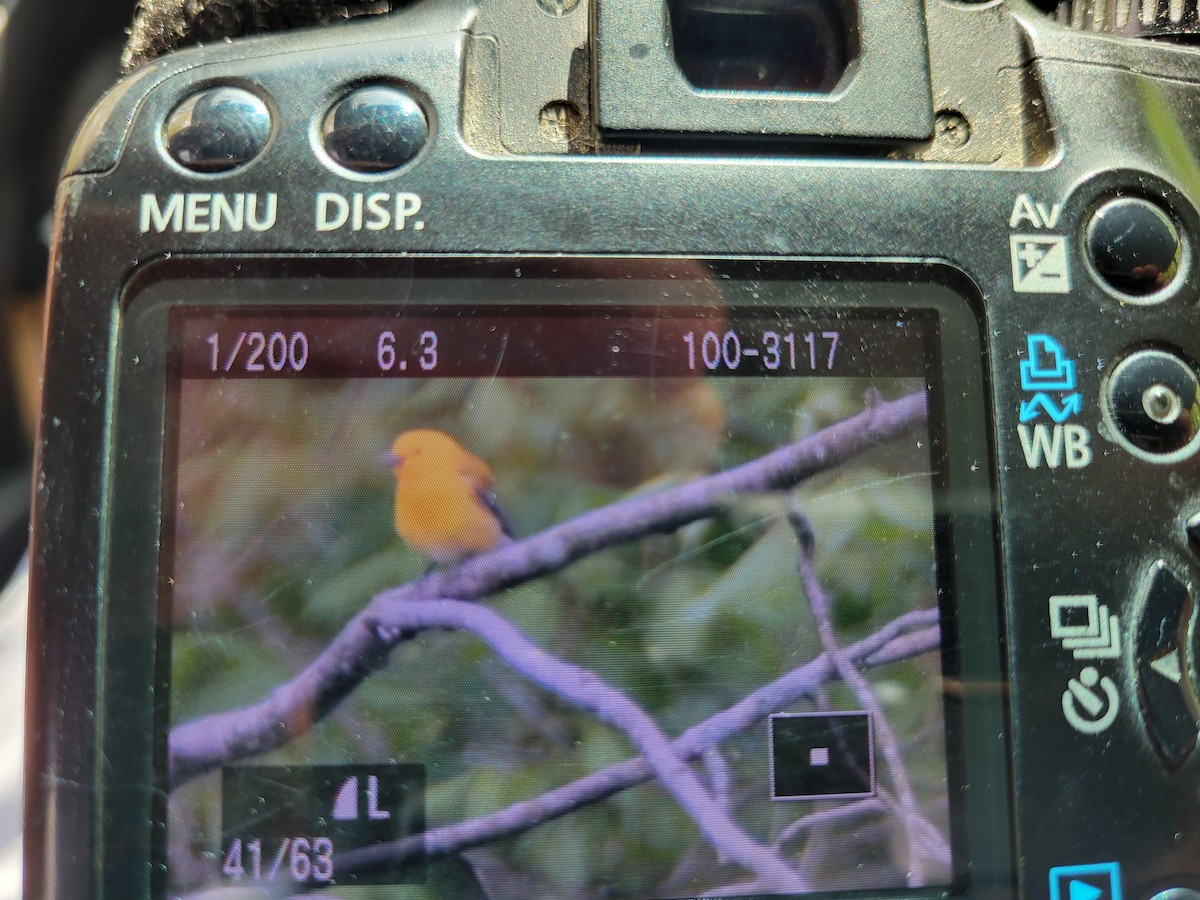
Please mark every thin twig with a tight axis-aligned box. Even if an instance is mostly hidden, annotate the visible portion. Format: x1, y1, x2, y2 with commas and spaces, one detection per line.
786, 506, 947, 884
703, 747, 733, 813
704, 747, 735, 863
771, 797, 886, 850
169, 392, 928, 786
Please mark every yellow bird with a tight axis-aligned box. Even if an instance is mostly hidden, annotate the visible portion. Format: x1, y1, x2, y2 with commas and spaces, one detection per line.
384, 429, 515, 566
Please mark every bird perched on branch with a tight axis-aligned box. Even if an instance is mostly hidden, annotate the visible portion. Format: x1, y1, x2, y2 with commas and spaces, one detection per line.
384, 429, 515, 567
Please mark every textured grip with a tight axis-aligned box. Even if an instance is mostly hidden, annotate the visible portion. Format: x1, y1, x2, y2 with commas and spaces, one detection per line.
1054, 0, 1200, 37
122, 0, 405, 73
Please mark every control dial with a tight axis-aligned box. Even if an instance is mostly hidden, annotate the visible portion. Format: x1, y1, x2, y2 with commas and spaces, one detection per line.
1051, 0, 1200, 39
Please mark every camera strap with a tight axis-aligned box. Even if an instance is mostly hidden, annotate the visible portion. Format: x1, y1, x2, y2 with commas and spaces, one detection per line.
123, 0, 408, 72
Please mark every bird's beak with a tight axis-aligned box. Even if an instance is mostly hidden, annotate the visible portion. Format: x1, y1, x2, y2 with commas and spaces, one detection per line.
379, 451, 403, 468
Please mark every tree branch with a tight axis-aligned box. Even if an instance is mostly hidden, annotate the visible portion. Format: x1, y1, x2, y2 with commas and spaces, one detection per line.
170, 392, 928, 787
361, 600, 808, 889
327, 608, 939, 882
787, 507, 949, 882
417, 607, 811, 888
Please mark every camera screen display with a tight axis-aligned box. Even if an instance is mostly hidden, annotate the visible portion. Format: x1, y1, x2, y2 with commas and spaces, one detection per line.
155, 266, 985, 899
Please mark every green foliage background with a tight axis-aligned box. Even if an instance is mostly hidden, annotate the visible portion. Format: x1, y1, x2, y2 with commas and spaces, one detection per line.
166, 374, 949, 899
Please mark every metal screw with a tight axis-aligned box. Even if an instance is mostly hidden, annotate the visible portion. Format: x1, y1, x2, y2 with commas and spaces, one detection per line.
536, 0, 579, 16
933, 111, 971, 150
538, 102, 581, 143
1143, 382, 1183, 425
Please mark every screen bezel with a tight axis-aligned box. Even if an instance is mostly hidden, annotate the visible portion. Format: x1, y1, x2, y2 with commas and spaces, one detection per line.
102, 256, 1013, 900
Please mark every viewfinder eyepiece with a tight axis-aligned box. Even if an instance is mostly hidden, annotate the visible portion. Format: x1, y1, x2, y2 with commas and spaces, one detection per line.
595, 0, 933, 140
666, 0, 859, 93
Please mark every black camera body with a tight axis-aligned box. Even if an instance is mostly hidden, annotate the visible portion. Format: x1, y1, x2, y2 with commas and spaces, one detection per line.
26, 2, 1200, 899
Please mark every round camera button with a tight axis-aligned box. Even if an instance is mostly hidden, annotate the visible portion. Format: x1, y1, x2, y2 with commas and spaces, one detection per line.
164, 86, 272, 173
1085, 196, 1183, 298
322, 86, 428, 174
1105, 348, 1200, 461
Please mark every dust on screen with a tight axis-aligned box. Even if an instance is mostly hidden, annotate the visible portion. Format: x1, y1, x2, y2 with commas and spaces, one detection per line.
161, 351, 953, 898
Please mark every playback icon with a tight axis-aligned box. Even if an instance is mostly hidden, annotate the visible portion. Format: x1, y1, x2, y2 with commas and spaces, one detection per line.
1049, 862, 1123, 900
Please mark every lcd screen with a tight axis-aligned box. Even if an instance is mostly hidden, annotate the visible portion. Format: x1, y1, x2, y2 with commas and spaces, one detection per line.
153, 267, 987, 899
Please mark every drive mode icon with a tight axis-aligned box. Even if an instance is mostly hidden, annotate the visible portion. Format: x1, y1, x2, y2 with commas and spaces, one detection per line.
1049, 862, 1123, 900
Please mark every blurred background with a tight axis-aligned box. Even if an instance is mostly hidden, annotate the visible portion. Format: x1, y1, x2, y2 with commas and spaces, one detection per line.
0, 0, 133, 896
